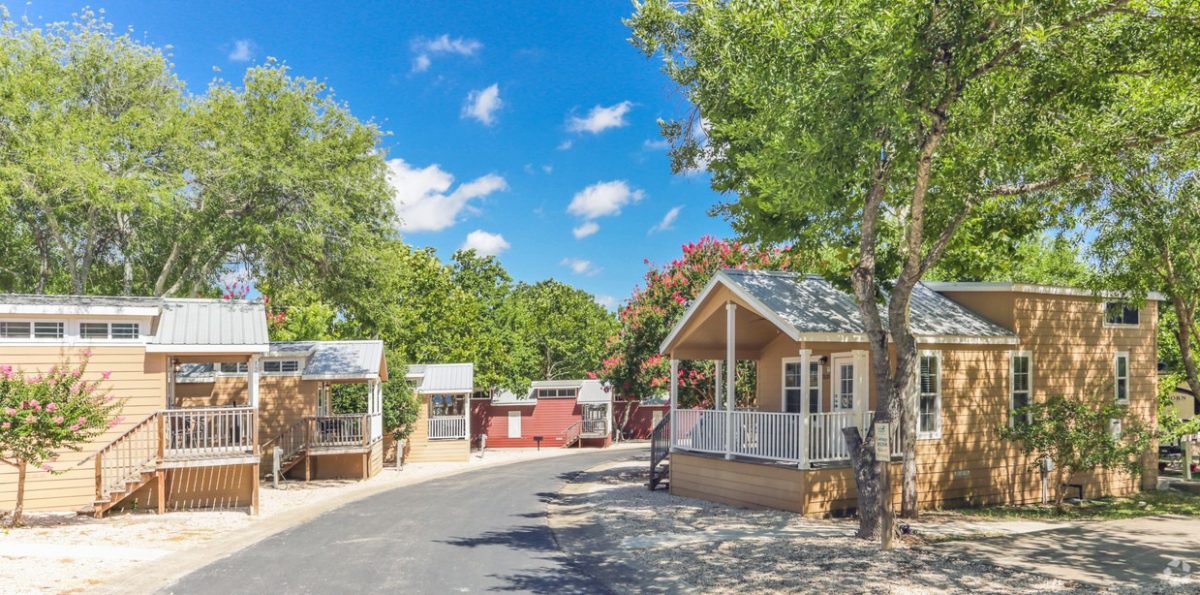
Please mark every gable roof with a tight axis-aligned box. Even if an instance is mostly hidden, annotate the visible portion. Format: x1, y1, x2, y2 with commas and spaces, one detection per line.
490, 379, 612, 405
273, 340, 386, 380
150, 299, 269, 352
661, 270, 1016, 352
409, 363, 474, 394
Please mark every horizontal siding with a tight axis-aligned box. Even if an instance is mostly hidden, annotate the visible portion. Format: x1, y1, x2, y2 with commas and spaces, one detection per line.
471, 399, 583, 448
0, 347, 166, 512
678, 292, 1158, 516
407, 397, 469, 462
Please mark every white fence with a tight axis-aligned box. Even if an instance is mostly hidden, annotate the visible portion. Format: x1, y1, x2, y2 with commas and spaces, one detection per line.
164, 406, 255, 459
428, 415, 467, 440
672, 408, 902, 467
672, 409, 727, 455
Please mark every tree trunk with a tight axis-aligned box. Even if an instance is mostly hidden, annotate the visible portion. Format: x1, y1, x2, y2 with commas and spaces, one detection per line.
1174, 296, 1200, 419
900, 372, 919, 518
843, 426, 881, 539
11, 460, 26, 526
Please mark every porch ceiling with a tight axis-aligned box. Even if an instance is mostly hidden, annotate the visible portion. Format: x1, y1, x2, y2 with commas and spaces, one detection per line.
667, 283, 789, 360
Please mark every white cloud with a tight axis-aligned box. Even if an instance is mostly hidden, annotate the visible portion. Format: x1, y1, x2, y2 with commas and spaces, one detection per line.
387, 158, 507, 232
567, 180, 644, 220
228, 39, 255, 62
542, 164, 553, 174
557, 139, 573, 151
567, 101, 633, 134
572, 221, 600, 239
561, 257, 600, 276
461, 230, 510, 256
643, 138, 670, 150
595, 295, 617, 309
462, 83, 502, 126
411, 34, 482, 72
649, 205, 683, 234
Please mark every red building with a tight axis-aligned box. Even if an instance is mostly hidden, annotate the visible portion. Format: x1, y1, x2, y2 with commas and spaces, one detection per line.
614, 395, 669, 440
472, 380, 613, 448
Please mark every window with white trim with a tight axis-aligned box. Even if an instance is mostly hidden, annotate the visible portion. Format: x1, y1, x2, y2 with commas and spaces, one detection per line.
34, 321, 64, 339
218, 362, 249, 375
535, 387, 577, 398
917, 352, 941, 439
0, 321, 32, 338
79, 321, 141, 340
1010, 352, 1032, 427
784, 360, 822, 413
1114, 352, 1130, 403
111, 322, 140, 339
262, 359, 302, 374
807, 362, 821, 413
1104, 302, 1140, 326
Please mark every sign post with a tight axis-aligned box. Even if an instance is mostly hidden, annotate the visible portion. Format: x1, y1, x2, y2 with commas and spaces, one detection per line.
874, 422, 893, 550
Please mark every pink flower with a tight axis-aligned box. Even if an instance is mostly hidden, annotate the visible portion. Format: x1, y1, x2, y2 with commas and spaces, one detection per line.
3, 407, 14, 415
28, 375, 40, 383
25, 415, 35, 424
586, 371, 598, 379
81, 348, 93, 358
1, 422, 10, 429
53, 416, 64, 424
77, 416, 87, 425
0, 365, 12, 378
28, 399, 38, 407
69, 424, 80, 431
33, 404, 42, 412
45, 402, 57, 412
100, 370, 112, 380
41, 464, 53, 472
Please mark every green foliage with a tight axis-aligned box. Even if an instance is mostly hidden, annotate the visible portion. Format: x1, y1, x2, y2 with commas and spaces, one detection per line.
507, 279, 618, 382
330, 359, 420, 440
1000, 393, 1151, 506
0, 10, 394, 305
929, 233, 1093, 286
600, 236, 798, 404
0, 354, 123, 524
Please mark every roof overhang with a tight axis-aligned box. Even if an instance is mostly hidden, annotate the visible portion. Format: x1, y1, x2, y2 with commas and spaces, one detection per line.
793, 332, 1016, 346
147, 343, 270, 354
659, 271, 801, 354
302, 373, 381, 382
925, 282, 1167, 302
0, 304, 162, 317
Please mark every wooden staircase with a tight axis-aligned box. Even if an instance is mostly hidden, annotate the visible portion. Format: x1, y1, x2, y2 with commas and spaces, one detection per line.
262, 419, 307, 481
561, 421, 583, 448
648, 411, 671, 490
91, 412, 165, 518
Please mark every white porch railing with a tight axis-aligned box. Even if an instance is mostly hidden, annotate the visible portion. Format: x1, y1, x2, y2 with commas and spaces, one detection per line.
428, 415, 467, 440
163, 406, 256, 460
672, 409, 727, 455
671, 408, 902, 468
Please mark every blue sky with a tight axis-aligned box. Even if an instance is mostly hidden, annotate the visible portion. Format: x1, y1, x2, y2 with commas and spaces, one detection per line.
22, 1, 734, 308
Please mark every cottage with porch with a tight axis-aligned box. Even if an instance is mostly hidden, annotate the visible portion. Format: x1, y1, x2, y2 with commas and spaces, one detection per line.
0, 294, 386, 517
405, 363, 474, 462
654, 270, 1159, 516
471, 379, 614, 449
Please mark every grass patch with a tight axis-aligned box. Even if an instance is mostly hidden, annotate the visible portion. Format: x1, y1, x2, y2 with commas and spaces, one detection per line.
956, 490, 1200, 521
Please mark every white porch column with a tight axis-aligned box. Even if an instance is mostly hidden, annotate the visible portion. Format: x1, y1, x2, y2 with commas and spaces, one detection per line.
725, 302, 736, 460
166, 358, 176, 409
368, 380, 383, 442
669, 357, 679, 452
713, 359, 723, 410
248, 355, 261, 408
798, 348, 811, 469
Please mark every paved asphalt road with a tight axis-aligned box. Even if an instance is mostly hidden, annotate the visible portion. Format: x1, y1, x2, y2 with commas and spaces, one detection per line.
163, 448, 639, 595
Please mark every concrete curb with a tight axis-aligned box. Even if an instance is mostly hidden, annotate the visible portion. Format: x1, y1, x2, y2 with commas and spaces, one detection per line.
109, 442, 647, 594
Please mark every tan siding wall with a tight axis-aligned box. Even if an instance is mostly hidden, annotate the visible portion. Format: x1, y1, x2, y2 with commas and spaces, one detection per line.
0, 346, 166, 512
677, 292, 1158, 515
117, 464, 258, 512
406, 396, 470, 463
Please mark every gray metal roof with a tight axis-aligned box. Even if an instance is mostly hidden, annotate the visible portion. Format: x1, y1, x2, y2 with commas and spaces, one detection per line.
154, 299, 269, 347
491, 389, 537, 406
721, 270, 1014, 338
410, 363, 474, 394
282, 340, 385, 380
576, 380, 612, 404
0, 293, 164, 309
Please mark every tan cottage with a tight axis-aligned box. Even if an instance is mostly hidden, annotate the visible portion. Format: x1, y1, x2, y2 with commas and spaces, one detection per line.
656, 270, 1159, 516
0, 295, 386, 517
404, 363, 474, 462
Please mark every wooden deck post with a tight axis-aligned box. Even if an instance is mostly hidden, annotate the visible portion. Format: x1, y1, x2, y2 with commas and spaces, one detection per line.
94, 452, 103, 513
251, 463, 260, 515
156, 470, 166, 514
156, 413, 165, 463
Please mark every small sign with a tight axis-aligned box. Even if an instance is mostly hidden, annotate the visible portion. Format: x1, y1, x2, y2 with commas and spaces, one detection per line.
874, 422, 891, 459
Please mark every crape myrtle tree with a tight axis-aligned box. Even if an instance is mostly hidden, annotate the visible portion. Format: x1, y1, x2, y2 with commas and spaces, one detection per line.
0, 354, 123, 525
630, 0, 1200, 541
599, 236, 800, 406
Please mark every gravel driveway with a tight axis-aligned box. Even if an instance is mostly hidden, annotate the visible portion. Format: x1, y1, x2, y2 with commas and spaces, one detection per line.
548, 453, 1185, 594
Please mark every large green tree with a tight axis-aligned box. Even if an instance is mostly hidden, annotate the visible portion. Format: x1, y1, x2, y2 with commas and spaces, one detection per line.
0, 11, 394, 303
509, 280, 618, 382
630, 0, 1200, 541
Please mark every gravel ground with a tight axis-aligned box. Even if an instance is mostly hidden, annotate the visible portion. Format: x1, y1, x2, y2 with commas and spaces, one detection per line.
549, 454, 1188, 594
0, 445, 626, 595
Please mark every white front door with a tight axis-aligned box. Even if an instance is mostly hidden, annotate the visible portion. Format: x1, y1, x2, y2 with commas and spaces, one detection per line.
831, 355, 855, 412
507, 410, 522, 438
